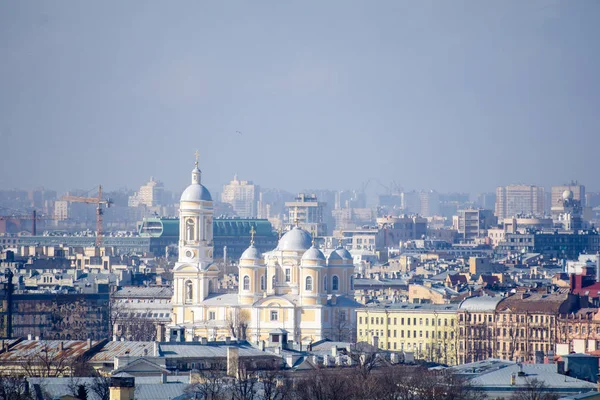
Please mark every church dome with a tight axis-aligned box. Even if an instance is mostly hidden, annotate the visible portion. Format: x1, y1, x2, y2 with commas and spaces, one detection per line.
301, 246, 325, 261
180, 165, 212, 202
328, 247, 353, 262
562, 190, 574, 201
240, 244, 262, 261
277, 226, 312, 251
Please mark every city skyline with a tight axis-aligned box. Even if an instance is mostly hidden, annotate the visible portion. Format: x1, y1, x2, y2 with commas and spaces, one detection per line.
1, 1, 599, 194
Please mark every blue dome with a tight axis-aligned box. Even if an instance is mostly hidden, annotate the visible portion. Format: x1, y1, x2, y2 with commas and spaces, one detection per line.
240, 244, 262, 261
277, 226, 312, 251
180, 183, 212, 202
301, 246, 325, 261
328, 247, 353, 262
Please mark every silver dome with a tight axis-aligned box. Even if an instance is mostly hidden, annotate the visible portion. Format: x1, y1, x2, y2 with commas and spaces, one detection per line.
301, 246, 325, 261
240, 244, 262, 261
277, 226, 312, 251
180, 184, 212, 202
328, 247, 353, 261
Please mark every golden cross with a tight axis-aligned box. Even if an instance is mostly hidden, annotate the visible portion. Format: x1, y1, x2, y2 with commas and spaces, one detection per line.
194, 150, 199, 167
250, 225, 256, 245
311, 227, 316, 246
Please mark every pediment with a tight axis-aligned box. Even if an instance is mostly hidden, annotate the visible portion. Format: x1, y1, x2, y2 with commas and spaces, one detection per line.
173, 264, 199, 273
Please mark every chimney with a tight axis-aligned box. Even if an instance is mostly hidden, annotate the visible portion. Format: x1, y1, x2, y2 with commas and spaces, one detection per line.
200, 337, 207, 345
331, 346, 338, 357
371, 336, 379, 349
225, 337, 231, 345
59, 342, 64, 352
87, 338, 92, 350
34, 336, 39, 341
27, 334, 32, 340
227, 347, 240, 378
161, 372, 167, 384
510, 373, 516, 385
259, 340, 265, 351
153, 342, 159, 357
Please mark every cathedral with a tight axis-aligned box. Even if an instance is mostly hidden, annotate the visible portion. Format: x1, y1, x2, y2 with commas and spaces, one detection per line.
170, 160, 360, 344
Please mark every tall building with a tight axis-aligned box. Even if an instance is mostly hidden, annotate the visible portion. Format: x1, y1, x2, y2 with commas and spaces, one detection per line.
419, 190, 440, 217
495, 185, 545, 220
400, 191, 420, 214
128, 177, 165, 207
220, 175, 259, 218
285, 194, 327, 236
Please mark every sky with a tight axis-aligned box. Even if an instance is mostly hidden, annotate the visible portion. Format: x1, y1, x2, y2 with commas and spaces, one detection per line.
1, 0, 599, 196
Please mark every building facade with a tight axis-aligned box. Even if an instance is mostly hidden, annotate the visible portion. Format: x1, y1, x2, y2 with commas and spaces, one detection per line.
495, 184, 545, 220
221, 175, 259, 218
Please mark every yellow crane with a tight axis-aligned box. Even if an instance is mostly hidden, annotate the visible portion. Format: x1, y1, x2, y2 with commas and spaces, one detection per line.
62, 185, 113, 247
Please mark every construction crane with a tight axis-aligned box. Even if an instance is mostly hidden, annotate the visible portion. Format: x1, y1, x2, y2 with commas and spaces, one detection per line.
62, 185, 112, 247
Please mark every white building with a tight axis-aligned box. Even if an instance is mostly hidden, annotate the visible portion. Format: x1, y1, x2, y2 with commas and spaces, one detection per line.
221, 175, 259, 218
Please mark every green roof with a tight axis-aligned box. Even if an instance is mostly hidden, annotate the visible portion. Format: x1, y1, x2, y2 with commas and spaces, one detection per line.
138, 217, 274, 238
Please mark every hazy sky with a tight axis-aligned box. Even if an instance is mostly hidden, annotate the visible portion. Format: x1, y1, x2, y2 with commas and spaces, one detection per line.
1, 1, 599, 196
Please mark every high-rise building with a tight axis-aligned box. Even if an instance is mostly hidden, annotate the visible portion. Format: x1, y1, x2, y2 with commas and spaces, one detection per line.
453, 209, 497, 242
401, 191, 420, 214
285, 193, 327, 236
495, 185, 545, 220
220, 175, 259, 218
419, 190, 440, 217
128, 177, 165, 207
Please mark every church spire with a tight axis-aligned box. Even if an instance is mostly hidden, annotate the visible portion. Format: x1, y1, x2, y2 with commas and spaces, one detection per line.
192, 150, 202, 184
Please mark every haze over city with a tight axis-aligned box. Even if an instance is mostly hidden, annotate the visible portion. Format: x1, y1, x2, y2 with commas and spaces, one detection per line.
1, 0, 600, 194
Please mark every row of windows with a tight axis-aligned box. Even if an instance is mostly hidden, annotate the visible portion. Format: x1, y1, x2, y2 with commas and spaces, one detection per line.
242, 275, 340, 292
459, 313, 555, 325
360, 329, 455, 340
359, 315, 454, 327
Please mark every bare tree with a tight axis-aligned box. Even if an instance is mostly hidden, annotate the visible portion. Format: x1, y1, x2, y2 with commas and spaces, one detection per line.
21, 344, 72, 377
258, 370, 290, 400
90, 375, 110, 400
291, 370, 354, 400
331, 310, 354, 342
229, 361, 257, 400
185, 364, 228, 400
227, 309, 251, 340
510, 378, 558, 400
0, 375, 34, 400
347, 342, 385, 379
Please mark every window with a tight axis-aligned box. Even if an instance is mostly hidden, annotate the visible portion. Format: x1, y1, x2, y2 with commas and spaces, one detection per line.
243, 276, 250, 291
186, 218, 195, 241
260, 275, 266, 291
270, 310, 278, 321
185, 280, 193, 302
306, 276, 313, 291
272, 275, 277, 288
285, 269, 291, 282
332, 276, 339, 291
208, 311, 216, 320
324, 276, 328, 291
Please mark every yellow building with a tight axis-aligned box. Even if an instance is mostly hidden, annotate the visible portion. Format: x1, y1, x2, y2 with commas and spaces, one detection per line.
356, 303, 459, 365
169, 159, 360, 344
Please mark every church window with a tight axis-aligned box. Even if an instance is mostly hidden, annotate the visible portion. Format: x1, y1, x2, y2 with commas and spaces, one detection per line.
272, 275, 277, 288
305, 276, 313, 291
208, 311, 216, 320
285, 269, 291, 282
260, 275, 266, 291
332, 276, 339, 291
324, 276, 328, 291
185, 280, 193, 302
186, 219, 195, 241
208, 280, 213, 294
243, 276, 250, 291
270, 310, 278, 321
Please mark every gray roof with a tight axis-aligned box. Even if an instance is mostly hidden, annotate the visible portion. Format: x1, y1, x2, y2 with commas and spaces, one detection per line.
199, 293, 239, 306
458, 295, 504, 312
363, 302, 458, 312
158, 342, 277, 359
181, 182, 212, 202
114, 286, 173, 298
88, 341, 155, 363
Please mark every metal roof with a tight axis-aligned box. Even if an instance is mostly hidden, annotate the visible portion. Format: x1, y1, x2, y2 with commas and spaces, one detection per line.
113, 286, 173, 299
88, 341, 155, 363
0, 340, 102, 362
158, 343, 275, 359
459, 295, 504, 312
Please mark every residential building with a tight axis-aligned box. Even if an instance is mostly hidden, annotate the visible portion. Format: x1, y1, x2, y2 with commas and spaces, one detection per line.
356, 303, 459, 364
495, 184, 545, 219
453, 209, 497, 242
128, 177, 165, 207
419, 190, 440, 217
285, 193, 327, 236
552, 182, 586, 215
221, 175, 259, 218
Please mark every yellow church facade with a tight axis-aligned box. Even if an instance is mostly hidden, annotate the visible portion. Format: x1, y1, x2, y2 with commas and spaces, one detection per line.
169, 160, 360, 344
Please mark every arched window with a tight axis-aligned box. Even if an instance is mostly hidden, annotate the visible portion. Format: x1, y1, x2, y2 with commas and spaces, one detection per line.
324, 276, 328, 291
305, 276, 313, 291
185, 280, 193, 302
350, 275, 354, 291
243, 276, 250, 291
208, 280, 213, 294
260, 275, 266, 291
272, 275, 277, 288
332, 276, 339, 291
186, 219, 195, 241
